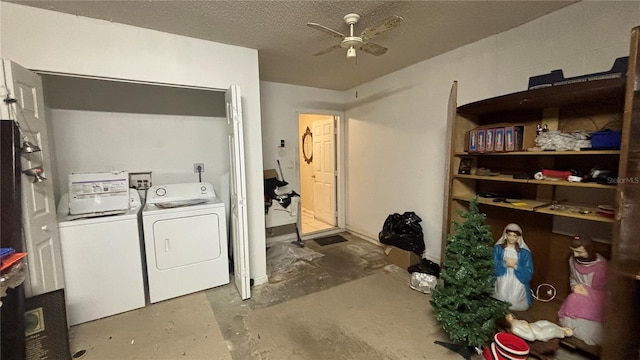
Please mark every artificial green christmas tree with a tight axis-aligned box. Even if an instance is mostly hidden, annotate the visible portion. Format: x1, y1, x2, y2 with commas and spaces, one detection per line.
431, 197, 509, 349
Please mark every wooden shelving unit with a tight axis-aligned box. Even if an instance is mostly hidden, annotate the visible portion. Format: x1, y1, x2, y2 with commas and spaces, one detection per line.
443, 27, 640, 357
612, 260, 640, 280
599, 26, 640, 359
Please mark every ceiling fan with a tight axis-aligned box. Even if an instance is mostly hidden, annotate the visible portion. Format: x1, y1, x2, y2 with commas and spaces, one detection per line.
307, 13, 403, 59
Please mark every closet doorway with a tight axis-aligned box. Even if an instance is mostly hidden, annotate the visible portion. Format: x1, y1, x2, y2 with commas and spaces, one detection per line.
298, 113, 338, 235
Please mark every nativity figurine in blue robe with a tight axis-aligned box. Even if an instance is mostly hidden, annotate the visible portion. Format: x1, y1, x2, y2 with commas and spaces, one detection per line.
493, 223, 534, 311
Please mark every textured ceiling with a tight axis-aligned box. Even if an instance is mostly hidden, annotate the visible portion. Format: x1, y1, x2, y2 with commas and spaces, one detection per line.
9, 1, 577, 90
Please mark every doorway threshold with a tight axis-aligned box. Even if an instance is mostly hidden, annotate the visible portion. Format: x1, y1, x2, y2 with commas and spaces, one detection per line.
301, 227, 343, 241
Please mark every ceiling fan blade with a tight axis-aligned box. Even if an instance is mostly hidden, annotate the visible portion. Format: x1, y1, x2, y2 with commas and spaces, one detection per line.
313, 44, 341, 56
360, 15, 403, 40
357, 42, 388, 56
306, 23, 345, 40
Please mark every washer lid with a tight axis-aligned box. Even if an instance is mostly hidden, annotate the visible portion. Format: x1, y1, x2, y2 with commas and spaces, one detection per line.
57, 190, 141, 226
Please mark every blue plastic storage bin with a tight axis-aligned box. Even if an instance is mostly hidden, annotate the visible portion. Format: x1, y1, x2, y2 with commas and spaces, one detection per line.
591, 130, 621, 149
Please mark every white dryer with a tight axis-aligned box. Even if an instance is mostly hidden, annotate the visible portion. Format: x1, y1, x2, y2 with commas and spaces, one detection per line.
57, 189, 146, 326
142, 182, 229, 303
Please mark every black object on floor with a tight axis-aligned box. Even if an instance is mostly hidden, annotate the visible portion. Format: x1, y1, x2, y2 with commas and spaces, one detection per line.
313, 235, 348, 246
291, 223, 305, 248
434, 341, 476, 360
25, 289, 71, 360
408, 258, 441, 278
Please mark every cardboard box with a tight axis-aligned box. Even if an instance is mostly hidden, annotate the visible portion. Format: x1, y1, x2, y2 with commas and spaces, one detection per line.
264, 169, 279, 180
468, 129, 478, 152
494, 127, 505, 152
485, 128, 495, 152
477, 129, 486, 152
68, 171, 129, 215
383, 246, 422, 269
504, 126, 524, 151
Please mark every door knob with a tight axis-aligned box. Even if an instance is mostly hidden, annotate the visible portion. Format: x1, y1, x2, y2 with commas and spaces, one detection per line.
41, 225, 48, 231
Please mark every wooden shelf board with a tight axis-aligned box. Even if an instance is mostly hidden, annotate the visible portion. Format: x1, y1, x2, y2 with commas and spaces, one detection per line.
455, 174, 533, 184
513, 301, 601, 357
455, 150, 621, 156
452, 195, 548, 212
453, 196, 615, 223
454, 174, 617, 189
535, 204, 615, 223
457, 78, 625, 116
612, 260, 640, 280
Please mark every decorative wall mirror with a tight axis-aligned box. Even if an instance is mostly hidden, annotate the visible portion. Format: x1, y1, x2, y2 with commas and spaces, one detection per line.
302, 127, 313, 164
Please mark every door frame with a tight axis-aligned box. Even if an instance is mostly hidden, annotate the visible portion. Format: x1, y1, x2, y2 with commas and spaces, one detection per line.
226, 85, 251, 300
14, 68, 253, 299
297, 110, 345, 235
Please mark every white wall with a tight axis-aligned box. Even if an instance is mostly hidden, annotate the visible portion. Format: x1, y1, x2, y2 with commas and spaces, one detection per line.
344, 1, 640, 262
49, 109, 229, 196
0, 2, 268, 284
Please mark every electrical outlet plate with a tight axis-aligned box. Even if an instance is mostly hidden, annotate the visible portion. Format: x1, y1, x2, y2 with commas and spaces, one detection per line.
193, 163, 204, 173
129, 171, 152, 190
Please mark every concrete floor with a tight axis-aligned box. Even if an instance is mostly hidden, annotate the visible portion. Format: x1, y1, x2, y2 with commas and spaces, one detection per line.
68, 232, 590, 360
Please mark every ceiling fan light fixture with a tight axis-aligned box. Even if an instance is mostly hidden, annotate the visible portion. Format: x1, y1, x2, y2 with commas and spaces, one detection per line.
346, 46, 356, 58
307, 13, 403, 59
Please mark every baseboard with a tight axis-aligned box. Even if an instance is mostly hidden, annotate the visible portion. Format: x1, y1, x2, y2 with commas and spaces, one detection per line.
345, 225, 439, 264
252, 274, 269, 286
265, 233, 298, 246
344, 226, 379, 245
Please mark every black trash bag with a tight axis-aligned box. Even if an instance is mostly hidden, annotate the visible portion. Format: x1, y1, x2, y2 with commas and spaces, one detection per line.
408, 259, 441, 278
378, 212, 425, 255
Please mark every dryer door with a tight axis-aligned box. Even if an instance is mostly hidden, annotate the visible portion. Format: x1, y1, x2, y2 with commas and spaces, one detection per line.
153, 213, 221, 269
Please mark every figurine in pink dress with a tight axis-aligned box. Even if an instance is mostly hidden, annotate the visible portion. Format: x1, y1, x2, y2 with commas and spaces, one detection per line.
557, 235, 608, 346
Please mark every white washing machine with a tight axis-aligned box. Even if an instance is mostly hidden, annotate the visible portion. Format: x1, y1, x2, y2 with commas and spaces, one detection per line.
142, 182, 229, 303
57, 189, 146, 326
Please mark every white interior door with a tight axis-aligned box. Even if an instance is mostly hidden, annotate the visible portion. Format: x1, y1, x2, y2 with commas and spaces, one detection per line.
1, 60, 65, 296
312, 117, 336, 226
226, 85, 250, 300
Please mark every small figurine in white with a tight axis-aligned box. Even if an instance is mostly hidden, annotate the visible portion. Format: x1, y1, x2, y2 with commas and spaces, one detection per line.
505, 313, 573, 342
558, 235, 608, 346
493, 223, 534, 311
